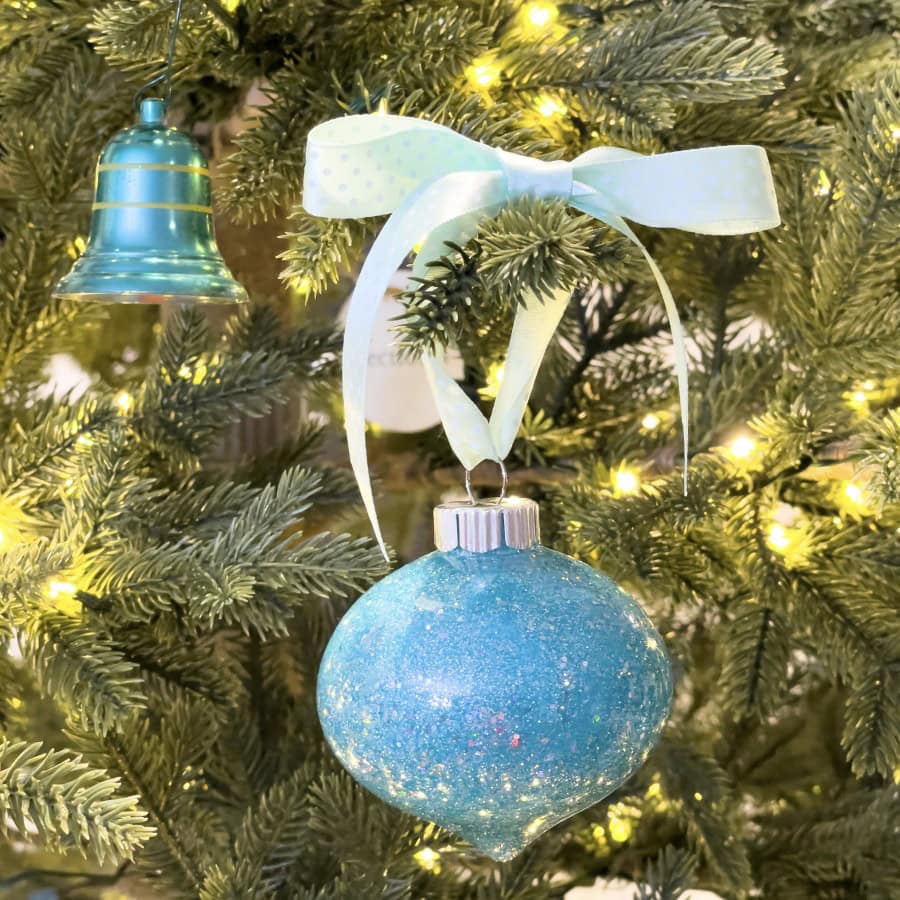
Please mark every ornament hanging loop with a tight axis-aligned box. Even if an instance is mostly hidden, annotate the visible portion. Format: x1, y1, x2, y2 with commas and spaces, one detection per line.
465, 459, 508, 505
132, 0, 184, 114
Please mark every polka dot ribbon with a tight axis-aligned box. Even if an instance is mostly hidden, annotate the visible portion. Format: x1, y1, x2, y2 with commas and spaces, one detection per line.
303, 114, 780, 558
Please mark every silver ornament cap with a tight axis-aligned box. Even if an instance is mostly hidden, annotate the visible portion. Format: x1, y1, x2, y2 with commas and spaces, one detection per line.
433, 497, 540, 552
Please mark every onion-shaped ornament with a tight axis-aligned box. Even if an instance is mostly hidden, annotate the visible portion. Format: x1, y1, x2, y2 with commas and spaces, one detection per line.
318, 495, 672, 860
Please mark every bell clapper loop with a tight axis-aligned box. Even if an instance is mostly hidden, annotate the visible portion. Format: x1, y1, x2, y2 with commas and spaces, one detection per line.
132, 0, 185, 115
464, 459, 508, 506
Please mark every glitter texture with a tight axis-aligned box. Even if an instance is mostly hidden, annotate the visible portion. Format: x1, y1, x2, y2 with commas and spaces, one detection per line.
318, 544, 672, 860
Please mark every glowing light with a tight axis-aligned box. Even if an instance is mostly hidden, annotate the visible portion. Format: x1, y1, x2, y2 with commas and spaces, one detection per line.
848, 390, 868, 410
693, 791, 704, 802
47, 580, 80, 615
863, 379, 876, 391
480, 362, 505, 400
413, 847, 441, 872
524, 2, 558, 27
613, 468, 639, 495
536, 94, 566, 118
640, 413, 661, 431
844, 482, 865, 506
177, 362, 208, 385
644, 781, 667, 811
291, 275, 313, 295
606, 813, 633, 843
891, 125, 900, 141
76, 434, 93, 447
466, 58, 501, 89
728, 435, 756, 460
113, 390, 134, 415
767, 523, 791, 553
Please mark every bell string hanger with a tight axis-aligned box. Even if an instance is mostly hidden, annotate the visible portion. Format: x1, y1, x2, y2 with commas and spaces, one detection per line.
132, 0, 185, 116
52, 0, 247, 306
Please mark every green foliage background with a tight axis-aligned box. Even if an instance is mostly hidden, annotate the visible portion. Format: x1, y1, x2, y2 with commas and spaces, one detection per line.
0, 0, 898, 897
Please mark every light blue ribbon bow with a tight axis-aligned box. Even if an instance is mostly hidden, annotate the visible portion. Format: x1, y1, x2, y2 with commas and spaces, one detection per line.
303, 114, 780, 558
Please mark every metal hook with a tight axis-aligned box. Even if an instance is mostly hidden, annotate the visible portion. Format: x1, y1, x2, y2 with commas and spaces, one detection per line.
133, 0, 185, 114
464, 459, 508, 505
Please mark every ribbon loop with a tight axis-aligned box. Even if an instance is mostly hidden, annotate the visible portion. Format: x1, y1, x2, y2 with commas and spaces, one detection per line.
303, 114, 780, 558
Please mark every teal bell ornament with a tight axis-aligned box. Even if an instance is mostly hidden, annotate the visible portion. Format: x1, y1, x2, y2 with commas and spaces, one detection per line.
53, 0, 246, 305
53, 98, 247, 305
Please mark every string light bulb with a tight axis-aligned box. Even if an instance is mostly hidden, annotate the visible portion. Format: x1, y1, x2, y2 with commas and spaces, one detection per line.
480, 361, 505, 400
728, 434, 757, 461
845, 378, 879, 412
291, 275, 313, 295
606, 813, 633, 843
413, 847, 441, 872
848, 389, 868, 410
466, 57, 501, 89
47, 580, 80, 616
590, 823, 609, 851
613, 467, 640, 495
837, 479, 872, 519
523, 2, 558, 28
640, 412, 661, 431
767, 523, 791, 553
535, 94, 566, 118
113, 390, 134, 415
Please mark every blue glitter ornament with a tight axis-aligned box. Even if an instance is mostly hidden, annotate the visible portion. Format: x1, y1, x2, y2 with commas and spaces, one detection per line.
318, 498, 672, 860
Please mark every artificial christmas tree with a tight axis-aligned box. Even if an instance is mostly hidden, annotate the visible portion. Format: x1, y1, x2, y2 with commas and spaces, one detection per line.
0, 1, 898, 898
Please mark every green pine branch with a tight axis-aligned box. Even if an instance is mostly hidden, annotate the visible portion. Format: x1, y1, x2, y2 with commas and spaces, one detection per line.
657, 739, 752, 891
0, 739, 153, 864
508, 0, 785, 135
21, 612, 146, 736
199, 766, 314, 899
720, 600, 790, 719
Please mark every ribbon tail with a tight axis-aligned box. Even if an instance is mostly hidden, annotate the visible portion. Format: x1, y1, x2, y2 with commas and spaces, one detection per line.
489, 286, 572, 458
343, 172, 507, 559
574, 203, 690, 494
414, 219, 499, 471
